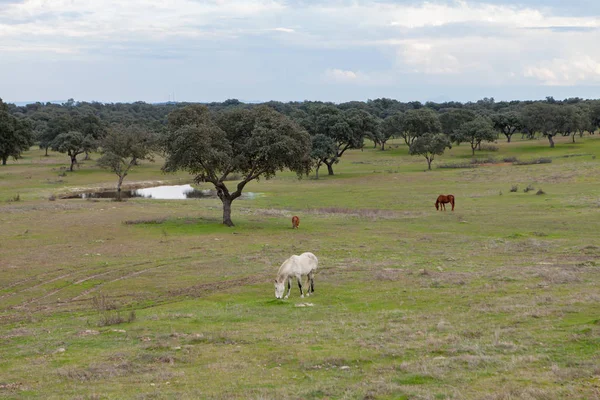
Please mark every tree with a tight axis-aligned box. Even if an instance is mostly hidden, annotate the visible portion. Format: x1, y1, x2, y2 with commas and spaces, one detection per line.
409, 133, 451, 170
521, 103, 563, 147
380, 113, 404, 151
294, 105, 369, 175
310, 134, 337, 179
399, 108, 442, 149
162, 105, 311, 226
439, 109, 476, 144
0, 99, 34, 165
456, 117, 496, 155
491, 111, 522, 143
40, 113, 75, 156
97, 125, 156, 200
51, 131, 97, 171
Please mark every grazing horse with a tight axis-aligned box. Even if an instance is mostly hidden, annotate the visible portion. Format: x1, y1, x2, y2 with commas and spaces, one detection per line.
291, 215, 300, 229
274, 252, 318, 299
435, 194, 455, 211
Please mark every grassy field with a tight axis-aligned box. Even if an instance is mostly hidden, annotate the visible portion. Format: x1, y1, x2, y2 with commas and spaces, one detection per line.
1, 135, 599, 399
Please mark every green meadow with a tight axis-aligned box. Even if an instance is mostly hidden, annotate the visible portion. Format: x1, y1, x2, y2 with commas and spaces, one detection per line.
1, 134, 599, 399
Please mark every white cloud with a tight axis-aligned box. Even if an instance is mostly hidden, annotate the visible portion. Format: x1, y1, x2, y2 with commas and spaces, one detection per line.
325, 68, 359, 82
524, 56, 600, 85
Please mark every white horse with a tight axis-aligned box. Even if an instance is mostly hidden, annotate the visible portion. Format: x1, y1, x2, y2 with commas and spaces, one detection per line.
274, 252, 318, 299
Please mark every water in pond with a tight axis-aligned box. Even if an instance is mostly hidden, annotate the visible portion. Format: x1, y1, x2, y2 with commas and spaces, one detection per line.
63, 184, 259, 200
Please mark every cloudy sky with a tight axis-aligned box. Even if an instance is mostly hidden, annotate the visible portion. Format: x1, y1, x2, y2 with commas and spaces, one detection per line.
1, 0, 599, 104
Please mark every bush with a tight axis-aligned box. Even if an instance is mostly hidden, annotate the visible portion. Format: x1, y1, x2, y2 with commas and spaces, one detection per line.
524, 184, 535, 193
471, 157, 497, 165
480, 144, 499, 152
98, 310, 136, 327
7, 194, 20, 202
437, 163, 476, 169
514, 158, 552, 165
536, 189, 546, 195
510, 185, 518, 193
503, 156, 518, 163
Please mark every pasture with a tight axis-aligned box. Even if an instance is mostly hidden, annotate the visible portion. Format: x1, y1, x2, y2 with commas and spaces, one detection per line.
1, 135, 599, 399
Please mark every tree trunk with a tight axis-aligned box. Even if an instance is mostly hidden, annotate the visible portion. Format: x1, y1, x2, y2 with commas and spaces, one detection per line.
427, 157, 432, 170
70, 155, 77, 171
116, 176, 124, 201
572, 133, 575, 143
471, 145, 476, 156
1, 157, 6, 165
315, 164, 320, 180
547, 135, 555, 148
506, 135, 512, 143
381, 141, 386, 151
221, 197, 234, 227
44, 146, 49, 156
324, 160, 334, 176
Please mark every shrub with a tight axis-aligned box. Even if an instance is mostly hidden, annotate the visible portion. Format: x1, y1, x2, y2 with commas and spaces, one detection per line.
503, 156, 518, 163
536, 189, 545, 195
7, 194, 20, 202
437, 163, 475, 169
510, 185, 518, 193
480, 144, 499, 152
514, 158, 552, 165
48, 194, 56, 201
98, 310, 136, 327
524, 184, 535, 193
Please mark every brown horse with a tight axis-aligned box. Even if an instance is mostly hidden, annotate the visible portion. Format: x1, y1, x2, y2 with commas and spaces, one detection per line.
292, 216, 300, 229
435, 194, 455, 211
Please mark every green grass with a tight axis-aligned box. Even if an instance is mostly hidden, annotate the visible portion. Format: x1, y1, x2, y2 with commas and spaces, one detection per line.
1, 134, 600, 399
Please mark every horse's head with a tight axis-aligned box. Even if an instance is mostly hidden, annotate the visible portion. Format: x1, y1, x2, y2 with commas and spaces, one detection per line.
274, 279, 285, 299
435, 201, 439, 210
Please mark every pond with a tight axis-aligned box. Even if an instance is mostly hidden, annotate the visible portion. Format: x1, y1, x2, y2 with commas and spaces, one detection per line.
62, 184, 259, 200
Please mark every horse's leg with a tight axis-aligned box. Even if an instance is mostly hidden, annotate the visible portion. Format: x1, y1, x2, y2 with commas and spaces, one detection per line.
308, 271, 314, 294
285, 276, 292, 299
297, 275, 304, 298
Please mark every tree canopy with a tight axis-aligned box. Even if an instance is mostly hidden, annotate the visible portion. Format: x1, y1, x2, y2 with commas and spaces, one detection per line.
0, 98, 34, 165
51, 131, 98, 171
97, 124, 156, 200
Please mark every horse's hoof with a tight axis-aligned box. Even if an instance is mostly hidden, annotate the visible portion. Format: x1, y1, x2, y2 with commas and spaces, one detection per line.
301, 295, 304, 298
306, 293, 310, 297
284, 296, 289, 299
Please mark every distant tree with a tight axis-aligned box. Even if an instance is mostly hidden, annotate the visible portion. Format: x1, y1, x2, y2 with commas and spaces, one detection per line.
310, 134, 337, 179
456, 117, 496, 155
409, 133, 452, 170
573, 103, 595, 138
51, 131, 97, 171
294, 105, 368, 176
491, 111, 522, 143
521, 103, 560, 147
380, 113, 404, 151
97, 125, 156, 201
439, 109, 476, 144
40, 113, 74, 156
0, 99, 34, 165
400, 108, 442, 149
163, 105, 311, 226
76, 113, 107, 159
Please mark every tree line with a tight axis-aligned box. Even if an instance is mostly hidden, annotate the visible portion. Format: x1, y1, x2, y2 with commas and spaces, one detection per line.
1, 96, 599, 225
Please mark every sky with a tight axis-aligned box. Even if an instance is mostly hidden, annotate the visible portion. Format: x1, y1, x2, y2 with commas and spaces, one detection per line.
1, 0, 600, 104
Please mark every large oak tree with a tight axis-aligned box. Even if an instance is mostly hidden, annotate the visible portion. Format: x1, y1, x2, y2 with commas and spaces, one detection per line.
0, 98, 34, 165
162, 105, 311, 226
